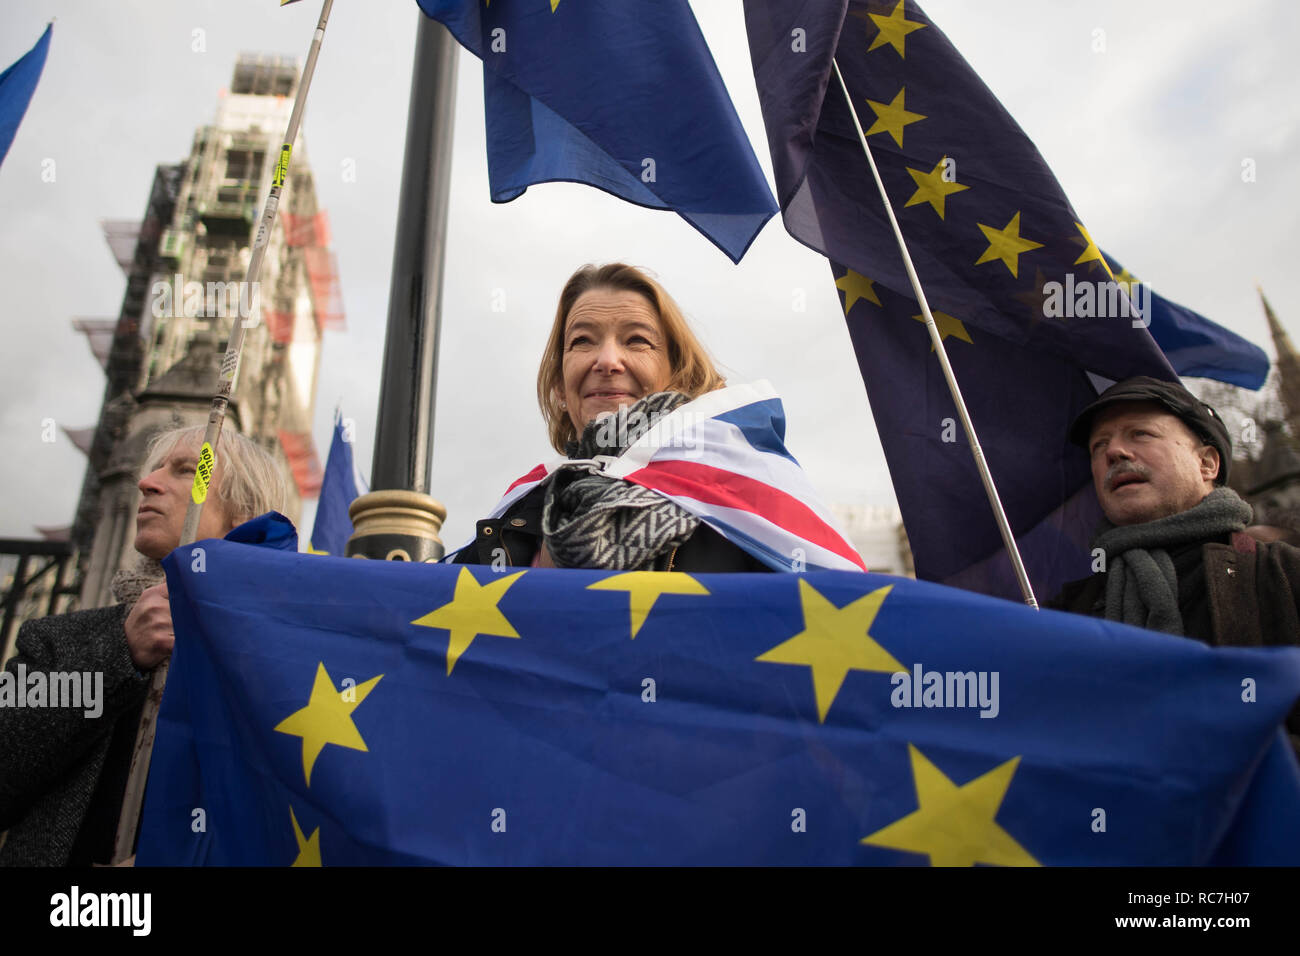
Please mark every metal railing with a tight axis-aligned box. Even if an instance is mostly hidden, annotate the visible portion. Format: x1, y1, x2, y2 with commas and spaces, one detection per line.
0, 539, 78, 663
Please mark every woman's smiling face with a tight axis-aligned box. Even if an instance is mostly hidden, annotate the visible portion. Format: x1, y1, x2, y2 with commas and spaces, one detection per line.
559, 288, 673, 434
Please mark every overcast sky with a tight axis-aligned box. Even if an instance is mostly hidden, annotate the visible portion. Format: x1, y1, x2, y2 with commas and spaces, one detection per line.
1, 0, 1296, 553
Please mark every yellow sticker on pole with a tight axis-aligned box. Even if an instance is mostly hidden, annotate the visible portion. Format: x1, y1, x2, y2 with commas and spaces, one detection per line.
272, 144, 293, 187
192, 442, 215, 504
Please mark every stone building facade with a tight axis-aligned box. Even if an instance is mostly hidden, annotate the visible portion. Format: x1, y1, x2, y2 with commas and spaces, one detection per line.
68, 54, 339, 608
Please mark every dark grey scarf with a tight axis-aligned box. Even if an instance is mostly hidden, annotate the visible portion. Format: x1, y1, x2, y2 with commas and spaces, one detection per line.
542, 392, 699, 570
1093, 487, 1253, 635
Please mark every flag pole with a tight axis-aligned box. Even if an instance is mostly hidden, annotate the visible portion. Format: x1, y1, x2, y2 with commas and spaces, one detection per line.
111, 0, 337, 864
830, 58, 1038, 609
345, 10, 456, 563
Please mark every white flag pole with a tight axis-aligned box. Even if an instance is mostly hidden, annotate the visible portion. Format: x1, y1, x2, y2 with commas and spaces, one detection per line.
112, 0, 337, 865
830, 57, 1038, 609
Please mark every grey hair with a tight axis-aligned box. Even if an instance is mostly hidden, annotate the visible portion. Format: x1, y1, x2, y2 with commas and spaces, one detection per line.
143, 425, 290, 527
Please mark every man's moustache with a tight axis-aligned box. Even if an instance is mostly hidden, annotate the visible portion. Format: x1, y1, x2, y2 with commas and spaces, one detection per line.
1106, 462, 1150, 485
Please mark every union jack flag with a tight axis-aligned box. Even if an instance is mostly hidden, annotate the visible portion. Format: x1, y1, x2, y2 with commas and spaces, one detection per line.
456, 382, 866, 573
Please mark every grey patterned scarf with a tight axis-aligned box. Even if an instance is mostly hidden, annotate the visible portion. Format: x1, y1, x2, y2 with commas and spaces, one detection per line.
1092, 487, 1253, 635
542, 392, 699, 570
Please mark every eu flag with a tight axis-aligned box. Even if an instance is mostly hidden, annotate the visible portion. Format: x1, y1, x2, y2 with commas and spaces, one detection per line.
0, 24, 51, 169
308, 412, 367, 555
415, 0, 777, 263
1105, 251, 1269, 389
744, 0, 1265, 601
135, 515, 1300, 865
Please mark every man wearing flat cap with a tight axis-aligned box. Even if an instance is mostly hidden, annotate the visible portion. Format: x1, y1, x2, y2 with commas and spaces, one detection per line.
1049, 376, 1300, 648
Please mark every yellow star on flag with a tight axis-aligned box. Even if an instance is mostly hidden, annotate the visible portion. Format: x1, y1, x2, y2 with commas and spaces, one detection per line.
864, 88, 926, 148
861, 743, 1040, 867
274, 663, 383, 787
306, 542, 329, 555
1011, 267, 1059, 327
904, 157, 968, 219
864, 0, 927, 58
912, 311, 973, 349
974, 211, 1043, 277
587, 571, 709, 639
411, 567, 525, 675
756, 581, 902, 723
289, 805, 321, 867
836, 269, 882, 314
1071, 222, 1112, 275
1113, 265, 1140, 297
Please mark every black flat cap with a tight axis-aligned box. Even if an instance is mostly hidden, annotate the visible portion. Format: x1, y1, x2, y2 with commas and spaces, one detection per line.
1069, 376, 1232, 484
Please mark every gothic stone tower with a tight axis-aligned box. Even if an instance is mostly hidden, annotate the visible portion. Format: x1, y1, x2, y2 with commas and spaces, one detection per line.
70, 54, 342, 607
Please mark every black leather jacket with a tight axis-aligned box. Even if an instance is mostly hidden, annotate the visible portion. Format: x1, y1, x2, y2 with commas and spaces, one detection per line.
449, 485, 770, 573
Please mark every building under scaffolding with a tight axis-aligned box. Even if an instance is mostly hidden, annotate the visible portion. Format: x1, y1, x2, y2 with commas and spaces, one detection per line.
50, 52, 343, 614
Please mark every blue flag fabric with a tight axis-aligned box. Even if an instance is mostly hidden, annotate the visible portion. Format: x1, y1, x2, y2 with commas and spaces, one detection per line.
308, 414, 366, 555
1105, 252, 1269, 389
135, 515, 1300, 866
0, 24, 51, 169
414, 0, 777, 263
743, 0, 1264, 601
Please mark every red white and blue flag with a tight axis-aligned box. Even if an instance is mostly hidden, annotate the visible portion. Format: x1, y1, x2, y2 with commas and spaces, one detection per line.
460, 382, 866, 573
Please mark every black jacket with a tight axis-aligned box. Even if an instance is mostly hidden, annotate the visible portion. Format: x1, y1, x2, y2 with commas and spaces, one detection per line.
0, 605, 149, 866
450, 485, 771, 573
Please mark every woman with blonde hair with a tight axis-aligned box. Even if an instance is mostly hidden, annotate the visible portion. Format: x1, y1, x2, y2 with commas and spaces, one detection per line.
451, 263, 864, 574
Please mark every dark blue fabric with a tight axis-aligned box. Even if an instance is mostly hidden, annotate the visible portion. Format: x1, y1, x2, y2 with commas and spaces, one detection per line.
0, 24, 51, 168
138, 534, 1300, 865
415, 0, 776, 263
714, 398, 797, 466
1104, 251, 1269, 389
225, 511, 299, 551
310, 417, 363, 555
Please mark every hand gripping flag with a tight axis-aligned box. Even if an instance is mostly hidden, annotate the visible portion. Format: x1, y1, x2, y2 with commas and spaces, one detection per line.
743, 0, 1266, 601
415, 0, 777, 263
308, 412, 368, 555
451, 382, 866, 573
136, 514, 1300, 865
0, 24, 51, 170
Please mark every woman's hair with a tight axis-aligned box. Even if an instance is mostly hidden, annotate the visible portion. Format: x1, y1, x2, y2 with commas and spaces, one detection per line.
143, 424, 290, 527
537, 263, 726, 452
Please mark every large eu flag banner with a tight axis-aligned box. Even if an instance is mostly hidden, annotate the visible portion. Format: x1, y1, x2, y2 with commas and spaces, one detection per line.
743, 0, 1266, 601
135, 515, 1300, 866
414, 0, 777, 263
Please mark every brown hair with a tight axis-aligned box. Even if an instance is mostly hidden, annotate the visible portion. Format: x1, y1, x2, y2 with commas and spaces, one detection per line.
537, 263, 726, 452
